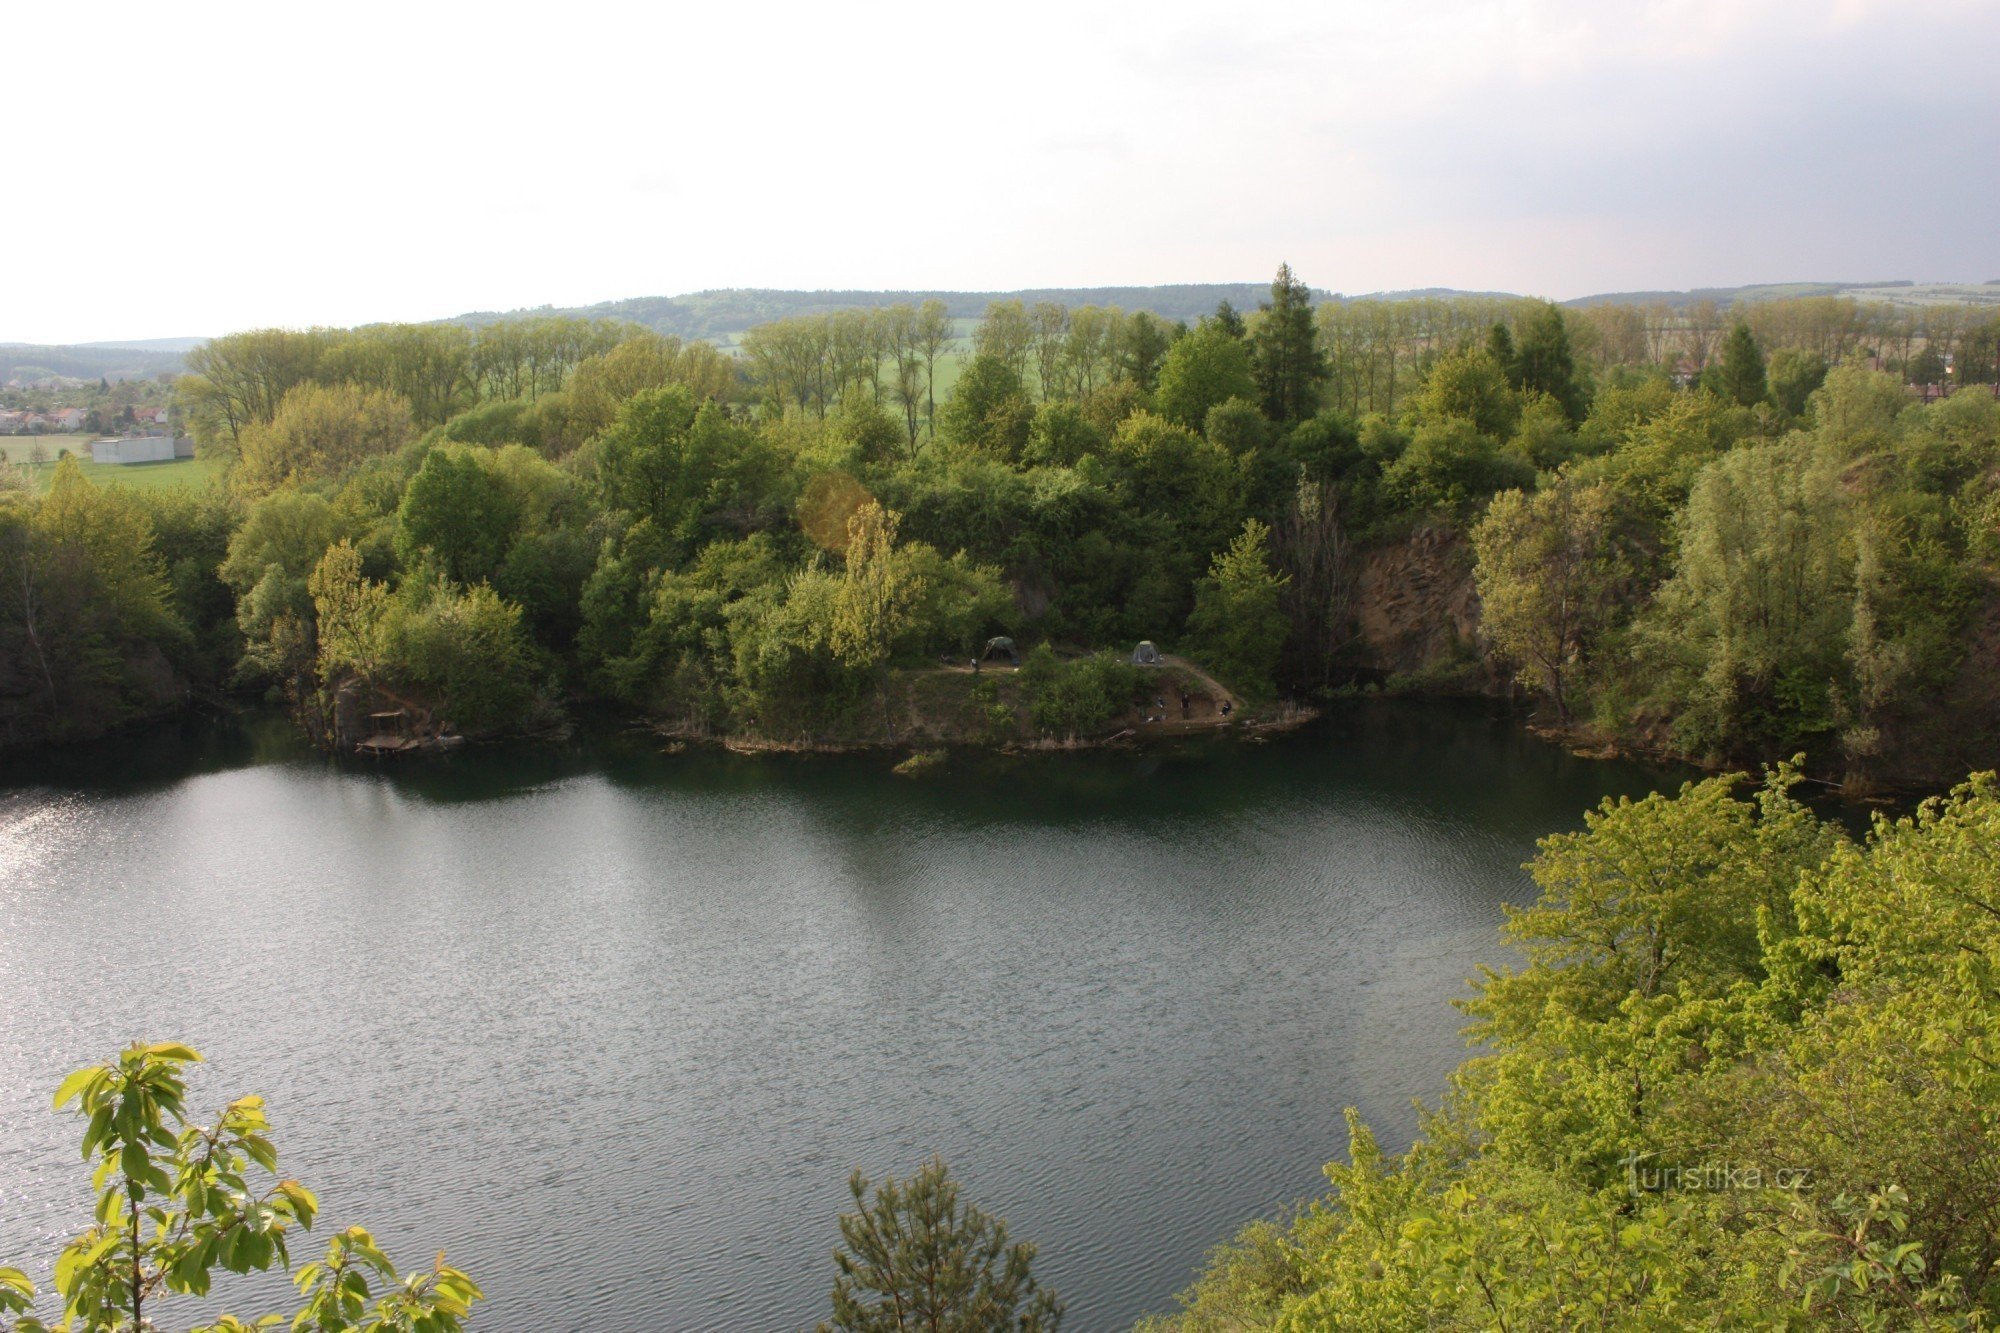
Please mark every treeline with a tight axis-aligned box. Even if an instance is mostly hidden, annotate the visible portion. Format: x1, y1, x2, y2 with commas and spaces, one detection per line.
5, 265, 2000, 782
1147, 764, 2000, 1328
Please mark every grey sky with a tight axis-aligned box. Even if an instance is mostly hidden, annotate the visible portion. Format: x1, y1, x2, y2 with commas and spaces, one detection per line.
5, 0, 1995, 343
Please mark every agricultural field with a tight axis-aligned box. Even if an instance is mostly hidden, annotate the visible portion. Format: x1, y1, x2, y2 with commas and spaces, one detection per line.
0, 437, 222, 492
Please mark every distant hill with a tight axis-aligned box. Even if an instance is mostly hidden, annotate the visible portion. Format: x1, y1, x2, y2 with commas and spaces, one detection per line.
1567, 281, 2000, 310
0, 343, 190, 383
451, 279, 2000, 344
448, 284, 1313, 344
14, 279, 1999, 371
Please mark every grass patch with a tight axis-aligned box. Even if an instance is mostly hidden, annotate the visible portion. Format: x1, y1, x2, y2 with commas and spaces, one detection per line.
0, 438, 222, 492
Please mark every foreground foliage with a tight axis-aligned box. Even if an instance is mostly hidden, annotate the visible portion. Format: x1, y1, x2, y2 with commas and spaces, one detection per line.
1145, 763, 2000, 1329
0, 1043, 479, 1333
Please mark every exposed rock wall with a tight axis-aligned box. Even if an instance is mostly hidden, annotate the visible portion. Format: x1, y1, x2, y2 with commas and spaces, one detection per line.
1350, 525, 1505, 693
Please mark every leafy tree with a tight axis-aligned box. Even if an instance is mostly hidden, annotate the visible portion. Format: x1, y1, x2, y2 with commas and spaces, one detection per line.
0, 460, 185, 746
1906, 344, 1947, 385
1766, 347, 1828, 418
831, 503, 922, 673
821, 1158, 1061, 1333
395, 446, 521, 586
1155, 323, 1256, 430
1185, 518, 1290, 696
234, 384, 414, 498
938, 356, 1033, 458
1404, 347, 1518, 439
1249, 263, 1327, 425
1639, 439, 1851, 755
1381, 419, 1532, 519
1714, 320, 1769, 407
1472, 479, 1624, 721
0, 1041, 480, 1332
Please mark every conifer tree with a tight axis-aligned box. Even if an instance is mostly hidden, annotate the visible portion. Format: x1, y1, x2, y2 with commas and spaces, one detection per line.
1514, 300, 1586, 423
1716, 320, 1768, 407
1250, 263, 1329, 425
822, 1159, 1061, 1332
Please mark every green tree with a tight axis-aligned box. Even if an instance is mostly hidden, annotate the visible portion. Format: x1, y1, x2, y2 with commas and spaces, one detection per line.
1120, 312, 1171, 391
1513, 301, 1586, 423
1766, 347, 1828, 418
1185, 518, 1291, 697
1155, 323, 1256, 430
234, 383, 414, 498
395, 446, 521, 585
0, 1041, 480, 1332
1639, 439, 1851, 755
1405, 347, 1519, 439
938, 356, 1033, 458
1714, 320, 1769, 408
1250, 263, 1327, 425
1471, 480, 1625, 721
822, 1158, 1061, 1333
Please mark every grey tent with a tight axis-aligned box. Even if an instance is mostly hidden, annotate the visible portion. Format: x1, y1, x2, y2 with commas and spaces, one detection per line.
982, 636, 1020, 666
1132, 640, 1163, 666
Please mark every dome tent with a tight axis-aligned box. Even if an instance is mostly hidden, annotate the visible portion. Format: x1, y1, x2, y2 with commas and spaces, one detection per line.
1131, 641, 1163, 666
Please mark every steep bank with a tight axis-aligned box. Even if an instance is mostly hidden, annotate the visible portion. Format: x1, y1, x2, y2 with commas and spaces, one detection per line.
1349, 525, 1505, 695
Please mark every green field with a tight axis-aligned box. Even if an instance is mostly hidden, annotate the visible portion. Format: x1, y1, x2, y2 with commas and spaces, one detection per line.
0, 437, 223, 492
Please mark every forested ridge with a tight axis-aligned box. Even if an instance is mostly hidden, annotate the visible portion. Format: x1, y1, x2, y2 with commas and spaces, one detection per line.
5, 266, 2000, 786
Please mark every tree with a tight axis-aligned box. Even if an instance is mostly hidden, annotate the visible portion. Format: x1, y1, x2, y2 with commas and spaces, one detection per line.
234, 383, 414, 497
1639, 438, 1851, 754
1405, 347, 1519, 439
1120, 313, 1171, 392
1766, 348, 1828, 417
831, 502, 922, 674
937, 357, 1032, 458
1714, 320, 1768, 408
821, 1159, 1062, 1333
0, 1041, 480, 1332
973, 301, 1033, 381
1185, 518, 1291, 697
396, 446, 521, 585
1250, 263, 1328, 425
1513, 301, 1585, 423
1472, 479, 1625, 721
913, 301, 956, 439
1155, 323, 1256, 430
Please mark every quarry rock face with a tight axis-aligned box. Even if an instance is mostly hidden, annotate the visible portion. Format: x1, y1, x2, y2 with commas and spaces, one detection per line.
1352, 525, 1504, 693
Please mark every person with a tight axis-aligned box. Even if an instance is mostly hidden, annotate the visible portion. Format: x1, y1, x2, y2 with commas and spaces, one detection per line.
1220, 700, 1233, 718
971, 656, 980, 673
1179, 690, 1191, 719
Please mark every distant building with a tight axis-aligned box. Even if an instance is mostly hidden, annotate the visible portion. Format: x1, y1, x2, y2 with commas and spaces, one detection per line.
0, 410, 28, 434
47, 407, 88, 432
91, 436, 184, 465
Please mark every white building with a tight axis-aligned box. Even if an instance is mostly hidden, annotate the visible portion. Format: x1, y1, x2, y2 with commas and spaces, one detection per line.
91, 436, 181, 465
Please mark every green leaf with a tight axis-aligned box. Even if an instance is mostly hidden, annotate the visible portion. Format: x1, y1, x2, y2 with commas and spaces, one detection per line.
52, 1066, 104, 1111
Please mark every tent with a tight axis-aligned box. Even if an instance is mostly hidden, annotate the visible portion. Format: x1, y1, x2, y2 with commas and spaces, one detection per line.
982, 636, 1020, 666
1132, 640, 1163, 666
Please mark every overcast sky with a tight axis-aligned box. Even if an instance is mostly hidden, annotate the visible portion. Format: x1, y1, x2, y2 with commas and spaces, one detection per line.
6, 0, 1997, 343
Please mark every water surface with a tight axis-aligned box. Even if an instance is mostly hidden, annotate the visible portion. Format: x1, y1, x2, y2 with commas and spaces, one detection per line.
0, 705, 1686, 1330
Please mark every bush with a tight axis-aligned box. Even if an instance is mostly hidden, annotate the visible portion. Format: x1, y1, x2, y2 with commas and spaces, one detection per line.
1020, 645, 1142, 735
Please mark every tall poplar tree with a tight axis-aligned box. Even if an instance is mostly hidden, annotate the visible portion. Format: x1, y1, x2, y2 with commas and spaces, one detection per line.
1250, 263, 1328, 425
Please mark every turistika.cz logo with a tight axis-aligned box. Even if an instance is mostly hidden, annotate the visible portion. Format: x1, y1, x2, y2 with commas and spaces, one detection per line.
1621, 1152, 1814, 1196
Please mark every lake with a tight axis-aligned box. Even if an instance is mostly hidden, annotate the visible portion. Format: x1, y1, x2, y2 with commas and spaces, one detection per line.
0, 704, 1687, 1330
